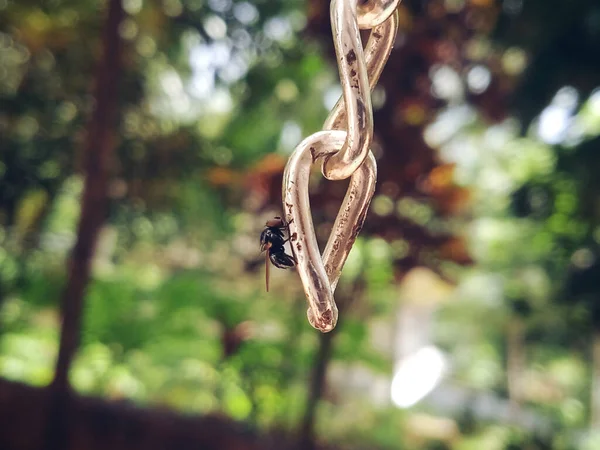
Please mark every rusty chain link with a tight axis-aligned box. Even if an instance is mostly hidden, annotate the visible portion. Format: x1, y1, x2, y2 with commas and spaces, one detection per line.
282, 0, 399, 332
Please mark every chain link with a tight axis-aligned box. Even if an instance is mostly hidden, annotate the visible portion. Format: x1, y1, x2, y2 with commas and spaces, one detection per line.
322, 8, 398, 179
357, 0, 402, 29
282, 0, 399, 332
321, 0, 373, 182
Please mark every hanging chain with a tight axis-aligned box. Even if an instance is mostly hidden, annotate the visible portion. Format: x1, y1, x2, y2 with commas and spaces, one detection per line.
282, 0, 399, 332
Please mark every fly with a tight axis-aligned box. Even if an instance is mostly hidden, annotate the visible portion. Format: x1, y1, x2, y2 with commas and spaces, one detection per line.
260, 216, 297, 291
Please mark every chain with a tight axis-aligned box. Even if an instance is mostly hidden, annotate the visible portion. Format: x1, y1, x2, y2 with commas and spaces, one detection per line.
282, 0, 399, 332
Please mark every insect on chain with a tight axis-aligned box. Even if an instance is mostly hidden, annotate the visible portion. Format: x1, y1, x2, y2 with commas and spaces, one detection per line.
260, 217, 297, 292
281, 0, 399, 332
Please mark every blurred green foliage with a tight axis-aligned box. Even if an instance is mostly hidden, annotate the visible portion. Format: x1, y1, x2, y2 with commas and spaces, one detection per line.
2, 0, 600, 449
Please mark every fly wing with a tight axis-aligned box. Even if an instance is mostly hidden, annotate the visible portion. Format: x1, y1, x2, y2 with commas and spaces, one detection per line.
270, 250, 297, 269
265, 243, 271, 292
260, 229, 267, 252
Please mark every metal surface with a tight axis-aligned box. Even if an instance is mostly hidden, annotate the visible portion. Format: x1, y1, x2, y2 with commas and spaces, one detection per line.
357, 0, 402, 29
323, 9, 398, 134
281, 0, 399, 332
320, 0, 373, 182
282, 131, 376, 332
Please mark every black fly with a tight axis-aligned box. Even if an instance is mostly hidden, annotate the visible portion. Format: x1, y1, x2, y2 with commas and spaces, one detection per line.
260, 216, 296, 292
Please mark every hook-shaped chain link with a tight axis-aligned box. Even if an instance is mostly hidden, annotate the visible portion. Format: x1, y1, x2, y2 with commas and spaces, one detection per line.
282, 0, 399, 332
357, 0, 402, 29
321, 0, 373, 182
323, 9, 398, 141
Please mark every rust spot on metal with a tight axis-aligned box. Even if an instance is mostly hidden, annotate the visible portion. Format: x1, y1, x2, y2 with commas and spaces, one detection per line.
346, 49, 357, 65
356, 98, 367, 128
349, 224, 363, 243
332, 239, 341, 253
350, 209, 368, 242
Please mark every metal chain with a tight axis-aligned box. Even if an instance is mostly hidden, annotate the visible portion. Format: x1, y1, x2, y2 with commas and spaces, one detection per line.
356, 0, 402, 29
282, 0, 399, 332
323, 3, 399, 180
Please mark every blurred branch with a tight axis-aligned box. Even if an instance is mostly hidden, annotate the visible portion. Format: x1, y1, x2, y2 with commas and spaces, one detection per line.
46, 0, 125, 449
591, 328, 600, 429
298, 330, 335, 450
298, 282, 365, 449
506, 316, 526, 416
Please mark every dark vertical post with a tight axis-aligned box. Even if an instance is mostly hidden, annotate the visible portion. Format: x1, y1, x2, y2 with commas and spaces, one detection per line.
45, 0, 124, 448
298, 330, 335, 450
298, 282, 363, 450
591, 327, 600, 429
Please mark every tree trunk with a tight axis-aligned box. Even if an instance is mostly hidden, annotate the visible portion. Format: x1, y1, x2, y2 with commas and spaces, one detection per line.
590, 329, 600, 429
297, 283, 363, 449
45, 1, 125, 449
298, 330, 335, 450
506, 316, 525, 417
